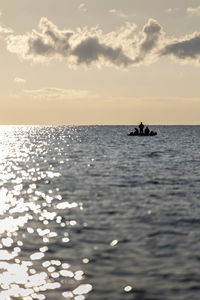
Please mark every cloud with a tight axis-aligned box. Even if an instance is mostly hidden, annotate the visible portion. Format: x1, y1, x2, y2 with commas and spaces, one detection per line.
109, 9, 128, 19
21, 87, 96, 100
0, 10, 13, 36
187, 6, 200, 16
160, 32, 200, 63
6, 17, 136, 68
14, 77, 26, 84
70, 20, 164, 67
7, 18, 72, 62
5, 17, 200, 68
78, 3, 87, 12
0, 25, 13, 35
165, 8, 180, 14
132, 18, 164, 64
71, 37, 133, 67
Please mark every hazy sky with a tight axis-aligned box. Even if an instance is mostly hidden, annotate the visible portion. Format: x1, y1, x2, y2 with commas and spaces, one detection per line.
0, 0, 200, 124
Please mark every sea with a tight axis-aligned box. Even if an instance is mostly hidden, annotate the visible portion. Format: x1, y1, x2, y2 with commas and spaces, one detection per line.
0, 125, 200, 300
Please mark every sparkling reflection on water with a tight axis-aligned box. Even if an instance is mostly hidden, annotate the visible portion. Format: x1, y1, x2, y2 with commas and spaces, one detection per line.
0, 125, 200, 300
0, 126, 93, 300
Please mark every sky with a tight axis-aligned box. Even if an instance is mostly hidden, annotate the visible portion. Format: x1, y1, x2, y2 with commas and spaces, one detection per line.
0, 0, 200, 125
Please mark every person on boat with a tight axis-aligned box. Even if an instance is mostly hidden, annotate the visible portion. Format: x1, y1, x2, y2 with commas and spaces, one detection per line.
150, 130, 156, 136
144, 126, 150, 135
139, 122, 144, 134
134, 128, 139, 135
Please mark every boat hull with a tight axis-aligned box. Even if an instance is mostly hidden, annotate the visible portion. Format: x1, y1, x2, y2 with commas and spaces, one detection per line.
128, 132, 157, 136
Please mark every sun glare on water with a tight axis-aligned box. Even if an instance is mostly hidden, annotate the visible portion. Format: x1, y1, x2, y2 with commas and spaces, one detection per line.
0, 126, 92, 299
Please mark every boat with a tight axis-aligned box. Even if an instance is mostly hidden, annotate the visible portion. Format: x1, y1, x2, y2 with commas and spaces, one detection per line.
128, 131, 157, 136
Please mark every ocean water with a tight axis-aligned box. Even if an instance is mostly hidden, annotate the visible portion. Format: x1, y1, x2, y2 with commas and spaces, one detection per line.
0, 125, 200, 300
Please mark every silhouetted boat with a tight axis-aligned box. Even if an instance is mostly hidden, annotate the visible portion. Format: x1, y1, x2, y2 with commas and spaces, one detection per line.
128, 131, 157, 136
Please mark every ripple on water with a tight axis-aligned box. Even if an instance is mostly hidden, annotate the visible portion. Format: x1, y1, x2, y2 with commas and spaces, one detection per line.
0, 126, 200, 300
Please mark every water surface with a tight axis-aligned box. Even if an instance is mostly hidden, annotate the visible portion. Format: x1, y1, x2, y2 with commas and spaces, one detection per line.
0, 125, 200, 300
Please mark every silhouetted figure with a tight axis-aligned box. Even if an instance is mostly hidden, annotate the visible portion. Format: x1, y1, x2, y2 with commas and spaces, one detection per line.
144, 126, 150, 135
139, 122, 144, 134
134, 128, 139, 135
149, 130, 157, 136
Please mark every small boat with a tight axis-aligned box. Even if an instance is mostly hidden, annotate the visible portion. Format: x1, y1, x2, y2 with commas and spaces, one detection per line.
128, 131, 157, 136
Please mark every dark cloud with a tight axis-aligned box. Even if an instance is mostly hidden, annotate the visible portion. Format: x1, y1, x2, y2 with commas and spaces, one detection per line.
160, 33, 200, 61
28, 36, 55, 56
27, 18, 73, 57
72, 37, 133, 67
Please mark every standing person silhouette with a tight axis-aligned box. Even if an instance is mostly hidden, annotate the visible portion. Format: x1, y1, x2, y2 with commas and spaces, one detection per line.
139, 122, 144, 134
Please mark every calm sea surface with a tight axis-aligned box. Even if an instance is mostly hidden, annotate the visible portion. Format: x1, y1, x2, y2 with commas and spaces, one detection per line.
0, 125, 200, 300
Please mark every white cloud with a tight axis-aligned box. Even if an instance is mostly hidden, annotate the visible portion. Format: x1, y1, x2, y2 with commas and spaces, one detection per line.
21, 87, 96, 100
78, 3, 87, 12
109, 9, 128, 19
0, 25, 13, 35
0, 10, 13, 35
14, 77, 26, 84
187, 6, 200, 16
165, 8, 180, 14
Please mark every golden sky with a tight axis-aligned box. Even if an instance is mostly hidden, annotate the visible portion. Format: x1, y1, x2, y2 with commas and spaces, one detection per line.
0, 0, 200, 124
